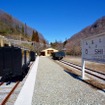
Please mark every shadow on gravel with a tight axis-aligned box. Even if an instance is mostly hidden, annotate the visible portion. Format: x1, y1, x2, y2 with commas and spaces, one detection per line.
64, 70, 82, 81
64, 70, 105, 93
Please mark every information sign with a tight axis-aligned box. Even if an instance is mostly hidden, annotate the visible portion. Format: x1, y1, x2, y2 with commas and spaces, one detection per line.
81, 33, 105, 79
82, 33, 105, 63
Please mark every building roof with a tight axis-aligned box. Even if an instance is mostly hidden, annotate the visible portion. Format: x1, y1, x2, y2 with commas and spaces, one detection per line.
41, 47, 58, 52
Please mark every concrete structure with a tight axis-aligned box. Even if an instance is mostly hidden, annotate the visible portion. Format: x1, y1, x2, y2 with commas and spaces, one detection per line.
0, 35, 11, 47
0, 35, 4, 47
40, 48, 58, 56
14, 57, 39, 105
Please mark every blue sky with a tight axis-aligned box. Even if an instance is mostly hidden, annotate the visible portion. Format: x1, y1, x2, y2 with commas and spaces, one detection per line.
0, 0, 105, 43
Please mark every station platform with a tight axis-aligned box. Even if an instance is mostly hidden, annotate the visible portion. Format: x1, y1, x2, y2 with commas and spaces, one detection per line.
15, 56, 105, 105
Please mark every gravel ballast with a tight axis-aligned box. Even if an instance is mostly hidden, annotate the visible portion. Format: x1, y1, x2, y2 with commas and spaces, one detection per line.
32, 57, 105, 105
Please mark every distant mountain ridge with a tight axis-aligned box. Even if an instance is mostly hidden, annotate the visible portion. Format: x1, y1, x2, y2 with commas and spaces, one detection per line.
65, 16, 105, 55
0, 9, 45, 41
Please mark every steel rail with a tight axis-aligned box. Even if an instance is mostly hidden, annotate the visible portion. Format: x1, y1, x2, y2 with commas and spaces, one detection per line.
0, 60, 34, 105
59, 60, 105, 81
0, 82, 20, 105
61, 60, 105, 76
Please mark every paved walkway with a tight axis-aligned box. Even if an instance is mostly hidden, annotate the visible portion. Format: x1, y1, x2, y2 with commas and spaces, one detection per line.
32, 57, 105, 105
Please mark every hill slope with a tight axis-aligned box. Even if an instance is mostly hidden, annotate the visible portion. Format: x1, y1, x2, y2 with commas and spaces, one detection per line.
0, 10, 45, 42
65, 16, 105, 55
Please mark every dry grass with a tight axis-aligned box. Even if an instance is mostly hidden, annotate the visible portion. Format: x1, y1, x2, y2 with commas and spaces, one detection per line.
85, 79, 105, 90
63, 56, 105, 73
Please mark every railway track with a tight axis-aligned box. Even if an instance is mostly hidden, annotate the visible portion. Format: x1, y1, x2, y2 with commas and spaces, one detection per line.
58, 60, 105, 82
0, 82, 20, 105
0, 62, 34, 105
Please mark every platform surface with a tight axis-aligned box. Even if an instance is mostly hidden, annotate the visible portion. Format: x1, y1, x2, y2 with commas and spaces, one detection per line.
32, 57, 105, 105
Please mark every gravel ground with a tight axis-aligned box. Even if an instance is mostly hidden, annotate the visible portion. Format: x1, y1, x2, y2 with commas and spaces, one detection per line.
32, 57, 105, 105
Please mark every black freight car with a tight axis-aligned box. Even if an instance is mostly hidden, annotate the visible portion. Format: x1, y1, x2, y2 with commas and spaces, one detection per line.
52, 51, 65, 60
0, 46, 35, 82
0, 46, 22, 82
30, 51, 36, 61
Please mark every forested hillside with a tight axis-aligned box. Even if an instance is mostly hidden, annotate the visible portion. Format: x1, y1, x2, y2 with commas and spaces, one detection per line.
0, 10, 46, 42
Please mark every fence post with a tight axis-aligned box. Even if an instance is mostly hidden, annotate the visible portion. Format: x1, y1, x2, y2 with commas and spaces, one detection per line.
82, 59, 85, 79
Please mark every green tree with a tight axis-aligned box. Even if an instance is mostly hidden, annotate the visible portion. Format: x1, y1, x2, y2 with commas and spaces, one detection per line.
31, 30, 39, 42
24, 23, 27, 36
32, 30, 35, 41
22, 25, 24, 34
